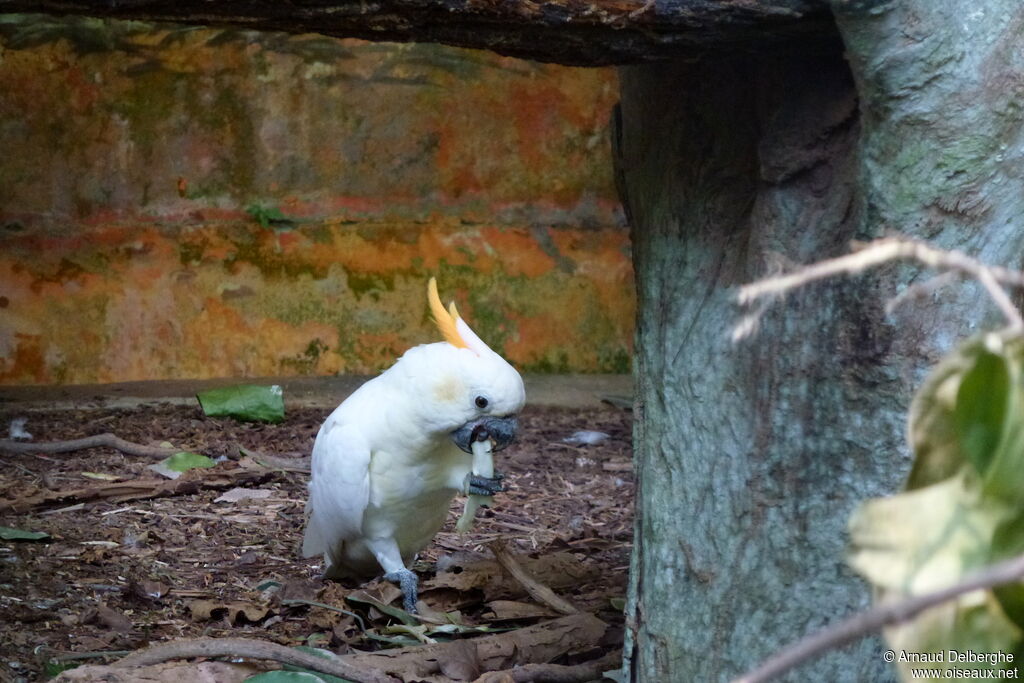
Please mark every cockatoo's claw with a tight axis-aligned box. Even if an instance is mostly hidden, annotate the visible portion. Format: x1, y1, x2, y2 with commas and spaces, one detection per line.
468, 473, 505, 496
384, 568, 419, 614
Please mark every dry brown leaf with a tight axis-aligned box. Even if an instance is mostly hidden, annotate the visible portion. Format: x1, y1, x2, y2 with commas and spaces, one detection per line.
188, 599, 270, 624
483, 600, 558, 621
126, 580, 170, 603
276, 578, 323, 603
437, 639, 481, 681
82, 604, 133, 633
338, 613, 607, 683
427, 552, 597, 601
55, 660, 258, 682
213, 487, 273, 503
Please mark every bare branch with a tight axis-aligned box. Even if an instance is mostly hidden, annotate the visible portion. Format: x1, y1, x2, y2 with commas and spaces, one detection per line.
114, 637, 395, 683
732, 552, 1024, 683
883, 271, 959, 315
733, 237, 1024, 340
0, 433, 179, 459
0, 466, 273, 512
489, 541, 580, 615
472, 650, 621, 683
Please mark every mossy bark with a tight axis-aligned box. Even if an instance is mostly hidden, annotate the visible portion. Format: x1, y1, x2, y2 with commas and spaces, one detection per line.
617, 2, 1024, 680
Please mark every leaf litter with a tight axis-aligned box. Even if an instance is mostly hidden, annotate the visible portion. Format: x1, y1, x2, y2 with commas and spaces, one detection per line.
0, 403, 632, 681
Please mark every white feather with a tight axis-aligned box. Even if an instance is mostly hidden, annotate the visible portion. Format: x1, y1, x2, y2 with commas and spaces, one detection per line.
302, 339, 524, 581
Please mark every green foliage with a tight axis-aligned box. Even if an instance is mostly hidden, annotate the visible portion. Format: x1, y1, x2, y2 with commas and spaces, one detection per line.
244, 672, 330, 683
0, 526, 49, 541
280, 646, 352, 683
246, 204, 295, 229
162, 451, 216, 473
197, 384, 285, 423
848, 334, 1024, 680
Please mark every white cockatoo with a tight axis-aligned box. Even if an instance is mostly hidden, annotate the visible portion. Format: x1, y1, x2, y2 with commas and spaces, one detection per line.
302, 278, 526, 612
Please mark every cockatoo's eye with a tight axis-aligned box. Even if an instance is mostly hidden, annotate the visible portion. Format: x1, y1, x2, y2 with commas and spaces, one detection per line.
475, 395, 489, 409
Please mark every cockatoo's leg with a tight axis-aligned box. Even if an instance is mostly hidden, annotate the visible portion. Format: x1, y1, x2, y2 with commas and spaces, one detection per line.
467, 472, 506, 496
366, 537, 419, 613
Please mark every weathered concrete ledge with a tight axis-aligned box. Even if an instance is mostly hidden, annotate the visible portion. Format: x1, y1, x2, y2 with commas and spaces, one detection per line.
0, 374, 632, 411
0, 1, 835, 65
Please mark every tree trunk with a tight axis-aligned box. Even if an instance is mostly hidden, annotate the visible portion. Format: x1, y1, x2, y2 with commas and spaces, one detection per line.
617, 1, 1024, 681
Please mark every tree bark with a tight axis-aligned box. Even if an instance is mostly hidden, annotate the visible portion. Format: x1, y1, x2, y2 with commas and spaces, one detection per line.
0, 0, 833, 66
617, 1, 1024, 680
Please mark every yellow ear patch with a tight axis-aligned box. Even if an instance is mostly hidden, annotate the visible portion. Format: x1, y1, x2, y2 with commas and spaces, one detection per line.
428, 277, 469, 349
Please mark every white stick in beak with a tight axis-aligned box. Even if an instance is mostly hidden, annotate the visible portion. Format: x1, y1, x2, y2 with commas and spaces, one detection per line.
456, 437, 495, 533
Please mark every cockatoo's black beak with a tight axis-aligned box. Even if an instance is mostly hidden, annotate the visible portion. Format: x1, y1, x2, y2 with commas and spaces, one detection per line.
451, 415, 518, 453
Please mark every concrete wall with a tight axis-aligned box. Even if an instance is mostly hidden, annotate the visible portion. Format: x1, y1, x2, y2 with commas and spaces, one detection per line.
0, 16, 632, 384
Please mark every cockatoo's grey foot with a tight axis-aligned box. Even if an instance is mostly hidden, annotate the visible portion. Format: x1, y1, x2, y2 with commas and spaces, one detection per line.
468, 472, 506, 496
384, 568, 419, 614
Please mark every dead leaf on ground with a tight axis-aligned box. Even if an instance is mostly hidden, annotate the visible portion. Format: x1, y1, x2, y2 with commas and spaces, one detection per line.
437, 639, 481, 680
276, 578, 323, 603
483, 600, 558, 622
214, 487, 274, 503
427, 551, 597, 601
338, 613, 608, 683
125, 580, 170, 603
188, 599, 270, 624
55, 660, 258, 682
82, 604, 132, 632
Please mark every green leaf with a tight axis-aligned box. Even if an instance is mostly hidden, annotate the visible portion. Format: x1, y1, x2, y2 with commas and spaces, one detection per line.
610, 597, 626, 611
954, 349, 1010, 478
43, 659, 79, 677
244, 673, 328, 683
162, 451, 216, 473
281, 646, 352, 683
848, 471, 1022, 680
246, 204, 294, 229
362, 632, 421, 647
381, 623, 435, 644
0, 526, 50, 541
81, 471, 120, 481
906, 339, 980, 490
346, 590, 418, 626
197, 384, 284, 423
989, 516, 1024, 629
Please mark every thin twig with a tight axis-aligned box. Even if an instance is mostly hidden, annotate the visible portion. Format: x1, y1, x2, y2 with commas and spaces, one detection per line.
114, 636, 395, 683
733, 237, 1024, 341
0, 466, 273, 512
884, 271, 960, 315
732, 552, 1024, 683
488, 541, 580, 615
280, 598, 367, 632
0, 433, 178, 459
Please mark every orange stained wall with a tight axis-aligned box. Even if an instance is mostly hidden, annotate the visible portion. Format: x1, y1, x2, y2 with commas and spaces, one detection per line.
0, 16, 633, 384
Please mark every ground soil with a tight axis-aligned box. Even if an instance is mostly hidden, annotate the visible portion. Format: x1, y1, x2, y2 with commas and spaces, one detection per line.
0, 403, 632, 681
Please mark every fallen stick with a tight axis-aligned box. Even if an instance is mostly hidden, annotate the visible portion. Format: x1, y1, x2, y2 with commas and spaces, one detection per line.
113, 636, 394, 683
340, 613, 607, 680
472, 650, 621, 683
489, 542, 580, 615
0, 433, 179, 459
0, 465, 274, 512
239, 446, 311, 472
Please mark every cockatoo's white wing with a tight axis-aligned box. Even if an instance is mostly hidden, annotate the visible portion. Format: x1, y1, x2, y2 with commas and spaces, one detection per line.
301, 421, 371, 560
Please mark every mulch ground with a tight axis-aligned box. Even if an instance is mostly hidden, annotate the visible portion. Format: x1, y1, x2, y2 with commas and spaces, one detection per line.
0, 403, 633, 681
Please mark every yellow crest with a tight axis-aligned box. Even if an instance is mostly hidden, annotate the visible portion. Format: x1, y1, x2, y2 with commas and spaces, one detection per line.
428, 278, 469, 349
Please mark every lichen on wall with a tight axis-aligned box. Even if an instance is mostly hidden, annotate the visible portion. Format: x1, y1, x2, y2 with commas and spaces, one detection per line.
0, 16, 633, 384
